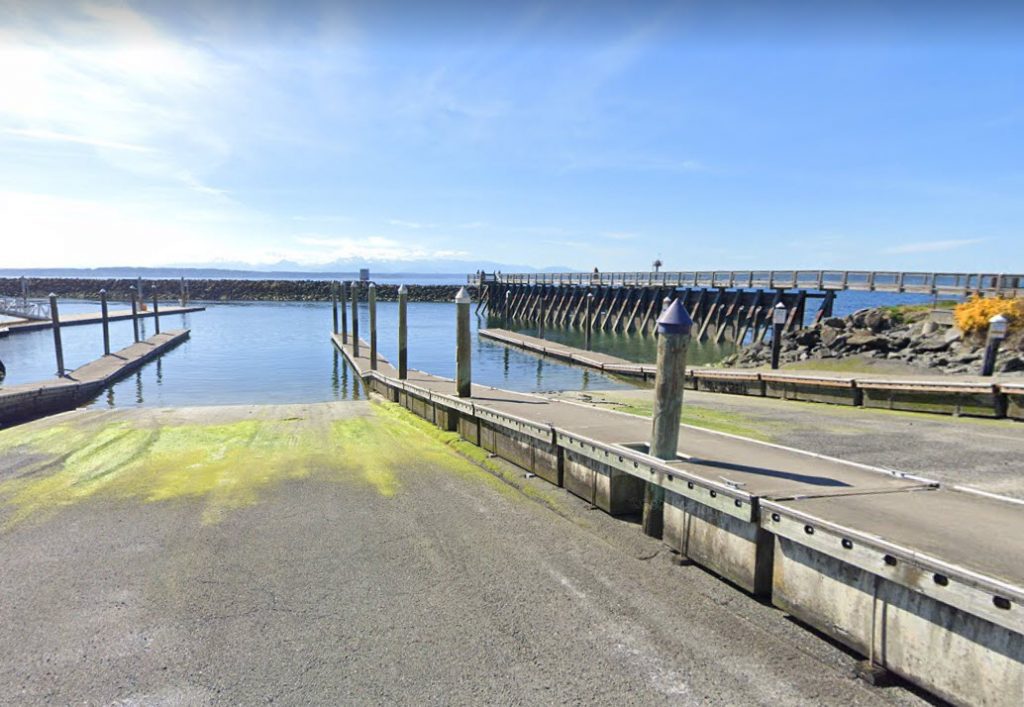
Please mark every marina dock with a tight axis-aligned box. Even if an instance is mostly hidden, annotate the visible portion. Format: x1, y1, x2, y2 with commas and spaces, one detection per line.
0, 329, 190, 425
0, 305, 205, 335
480, 327, 1024, 419
335, 332, 1024, 706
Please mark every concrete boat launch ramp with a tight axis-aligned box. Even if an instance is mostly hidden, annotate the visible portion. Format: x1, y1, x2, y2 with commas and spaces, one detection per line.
335, 333, 1024, 706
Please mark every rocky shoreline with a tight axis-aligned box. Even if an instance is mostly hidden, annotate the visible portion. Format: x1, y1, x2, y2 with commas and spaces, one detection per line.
723, 306, 1024, 376
0, 278, 478, 303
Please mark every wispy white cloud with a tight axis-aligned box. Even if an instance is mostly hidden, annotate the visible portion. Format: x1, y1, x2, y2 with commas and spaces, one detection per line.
1, 127, 155, 152
293, 235, 468, 262
388, 218, 437, 230
883, 238, 987, 255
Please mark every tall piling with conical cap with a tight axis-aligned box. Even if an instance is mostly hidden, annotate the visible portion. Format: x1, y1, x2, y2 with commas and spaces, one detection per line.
351, 281, 360, 357
398, 284, 409, 379
369, 282, 378, 370
455, 287, 472, 397
643, 297, 693, 538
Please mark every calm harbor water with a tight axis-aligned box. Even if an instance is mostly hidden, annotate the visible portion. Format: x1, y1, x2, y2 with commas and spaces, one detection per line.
0, 300, 635, 408
0, 290, 938, 409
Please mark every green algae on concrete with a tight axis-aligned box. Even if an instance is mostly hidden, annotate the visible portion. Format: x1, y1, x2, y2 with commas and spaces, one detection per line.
0, 402, 497, 529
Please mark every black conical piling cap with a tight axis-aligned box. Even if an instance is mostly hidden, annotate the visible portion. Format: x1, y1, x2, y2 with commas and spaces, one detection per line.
657, 298, 693, 336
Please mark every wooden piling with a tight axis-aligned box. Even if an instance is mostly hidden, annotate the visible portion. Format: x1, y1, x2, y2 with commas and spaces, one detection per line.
351, 281, 360, 357
369, 282, 378, 371
398, 284, 408, 379
340, 282, 348, 343
129, 286, 140, 343
49, 294, 65, 377
643, 299, 692, 538
456, 287, 472, 397
100, 289, 110, 356
584, 292, 594, 351
152, 292, 160, 334
331, 281, 339, 335
538, 286, 546, 339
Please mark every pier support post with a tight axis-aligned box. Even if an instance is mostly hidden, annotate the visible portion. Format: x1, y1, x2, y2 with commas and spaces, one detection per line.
152, 292, 160, 334
398, 284, 408, 379
643, 299, 692, 538
332, 281, 339, 335
771, 302, 786, 370
585, 291, 594, 350
504, 290, 511, 330
538, 286, 546, 339
340, 281, 348, 343
49, 293, 65, 377
129, 286, 140, 343
456, 287, 472, 397
137, 276, 146, 312
369, 282, 378, 370
351, 281, 360, 357
982, 314, 1008, 376
100, 289, 110, 356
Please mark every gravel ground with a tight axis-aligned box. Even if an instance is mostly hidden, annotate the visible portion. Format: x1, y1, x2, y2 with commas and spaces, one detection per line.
0, 401, 932, 706
552, 387, 1024, 499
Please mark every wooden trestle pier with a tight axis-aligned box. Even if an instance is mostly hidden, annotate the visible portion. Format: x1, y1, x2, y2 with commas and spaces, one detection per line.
472, 269, 1024, 344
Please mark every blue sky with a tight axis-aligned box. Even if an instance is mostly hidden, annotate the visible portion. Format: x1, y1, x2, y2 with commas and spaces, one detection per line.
1, 1, 1022, 272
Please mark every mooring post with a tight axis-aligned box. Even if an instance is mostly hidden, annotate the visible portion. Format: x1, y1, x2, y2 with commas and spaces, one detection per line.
99, 289, 111, 356
136, 276, 146, 312
643, 298, 693, 538
179, 277, 186, 307
369, 282, 378, 370
585, 291, 594, 350
340, 281, 348, 343
351, 281, 360, 357
49, 293, 65, 377
152, 291, 160, 334
129, 286, 140, 342
982, 314, 1008, 376
456, 286, 472, 397
331, 281, 339, 335
20, 276, 27, 306
771, 302, 787, 370
398, 284, 409, 380
504, 290, 511, 330
538, 286, 546, 339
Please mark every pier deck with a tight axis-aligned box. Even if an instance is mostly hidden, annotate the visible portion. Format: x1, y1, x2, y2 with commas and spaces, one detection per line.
335, 333, 1024, 705
0, 305, 205, 335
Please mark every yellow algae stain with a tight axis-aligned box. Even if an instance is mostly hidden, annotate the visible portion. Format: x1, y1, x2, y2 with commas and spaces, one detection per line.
0, 408, 467, 528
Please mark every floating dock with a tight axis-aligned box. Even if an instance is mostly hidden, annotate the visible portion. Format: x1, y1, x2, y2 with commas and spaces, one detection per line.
0, 329, 190, 425
334, 332, 1024, 706
0, 305, 204, 335
479, 328, 1024, 420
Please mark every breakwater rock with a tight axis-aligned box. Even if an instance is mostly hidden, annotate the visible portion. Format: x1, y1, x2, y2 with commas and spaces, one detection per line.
724, 306, 1024, 376
0, 278, 479, 303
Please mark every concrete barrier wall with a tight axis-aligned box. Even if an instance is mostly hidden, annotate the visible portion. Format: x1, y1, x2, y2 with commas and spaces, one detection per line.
340, 342, 1022, 707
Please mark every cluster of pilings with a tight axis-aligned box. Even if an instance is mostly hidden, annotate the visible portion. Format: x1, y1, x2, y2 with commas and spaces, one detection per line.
482, 284, 835, 344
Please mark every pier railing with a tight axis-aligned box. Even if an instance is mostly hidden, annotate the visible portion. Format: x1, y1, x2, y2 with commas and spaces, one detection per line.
471, 270, 1023, 296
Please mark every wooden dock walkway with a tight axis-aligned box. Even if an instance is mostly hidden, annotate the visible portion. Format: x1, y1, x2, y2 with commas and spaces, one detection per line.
479, 328, 1024, 420
0, 305, 205, 335
334, 332, 1024, 705
0, 329, 190, 425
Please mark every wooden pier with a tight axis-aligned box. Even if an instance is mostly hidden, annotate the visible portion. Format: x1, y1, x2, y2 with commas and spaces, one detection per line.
473, 269, 1023, 344
335, 332, 1024, 706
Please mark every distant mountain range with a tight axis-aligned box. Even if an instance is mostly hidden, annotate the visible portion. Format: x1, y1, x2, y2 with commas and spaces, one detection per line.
0, 259, 575, 280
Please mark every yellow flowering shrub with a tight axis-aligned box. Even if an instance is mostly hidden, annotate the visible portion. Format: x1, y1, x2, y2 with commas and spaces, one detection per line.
953, 295, 1024, 335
